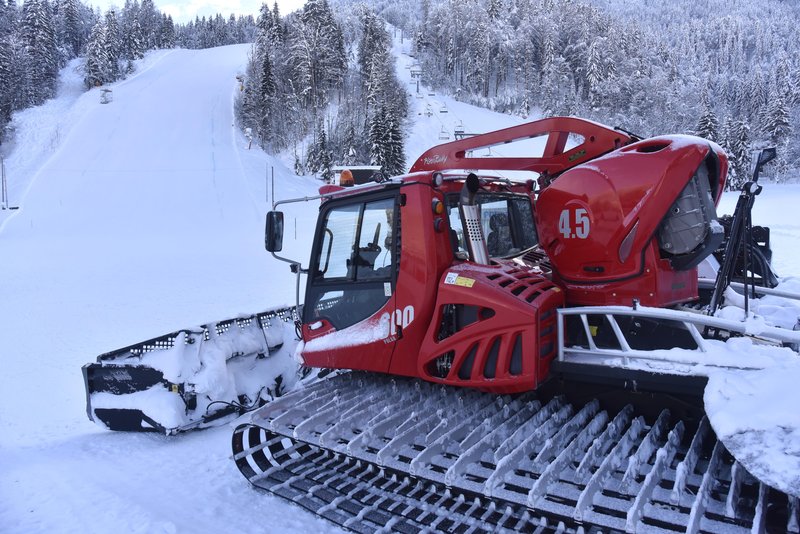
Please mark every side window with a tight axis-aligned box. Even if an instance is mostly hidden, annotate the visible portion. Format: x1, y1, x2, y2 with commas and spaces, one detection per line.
510, 197, 538, 249
447, 205, 467, 257
356, 198, 395, 279
482, 199, 515, 257
446, 193, 538, 259
306, 196, 398, 330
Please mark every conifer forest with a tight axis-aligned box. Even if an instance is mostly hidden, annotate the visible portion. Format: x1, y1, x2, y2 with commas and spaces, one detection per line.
1, 0, 798, 188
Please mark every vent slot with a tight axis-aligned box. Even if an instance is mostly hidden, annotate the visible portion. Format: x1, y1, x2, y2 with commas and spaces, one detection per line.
458, 344, 478, 380
635, 141, 670, 153
525, 289, 543, 303
483, 338, 501, 379
509, 335, 523, 375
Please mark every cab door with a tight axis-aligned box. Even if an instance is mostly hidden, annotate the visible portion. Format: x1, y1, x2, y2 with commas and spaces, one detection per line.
300, 192, 400, 372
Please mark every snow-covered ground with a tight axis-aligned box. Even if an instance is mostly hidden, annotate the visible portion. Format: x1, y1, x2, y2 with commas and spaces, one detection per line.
1, 33, 799, 534
0, 45, 339, 534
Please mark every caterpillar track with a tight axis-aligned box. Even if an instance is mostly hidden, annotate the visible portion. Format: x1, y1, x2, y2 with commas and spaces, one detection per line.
232, 372, 799, 533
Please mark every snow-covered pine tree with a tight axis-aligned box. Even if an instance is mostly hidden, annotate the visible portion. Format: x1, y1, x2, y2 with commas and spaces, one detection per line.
306, 120, 332, 181
585, 40, 604, 107
0, 32, 28, 125
469, 17, 491, 98
0, 33, 18, 124
0, 1, 12, 39
364, 48, 390, 111
125, 13, 144, 59
104, 10, 120, 80
487, 0, 502, 21
357, 11, 389, 79
159, 14, 174, 48
368, 105, 385, 171
293, 151, 304, 175
238, 46, 260, 140
696, 95, 719, 143
383, 105, 406, 177
254, 3, 271, 47
60, 0, 82, 56
83, 20, 108, 87
21, 0, 58, 106
269, 2, 283, 46
214, 14, 229, 47
319, 127, 332, 183
256, 49, 276, 144
369, 103, 405, 177
340, 121, 359, 166
727, 119, 751, 190
745, 70, 767, 126
763, 91, 791, 145
138, 0, 158, 49
0, 2, 10, 38
289, 0, 346, 112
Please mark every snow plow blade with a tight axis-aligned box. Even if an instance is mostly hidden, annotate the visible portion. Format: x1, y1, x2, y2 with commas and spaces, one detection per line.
83, 307, 301, 434
232, 372, 799, 533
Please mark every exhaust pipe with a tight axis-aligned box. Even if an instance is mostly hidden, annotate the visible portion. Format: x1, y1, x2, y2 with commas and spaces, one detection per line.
459, 173, 490, 265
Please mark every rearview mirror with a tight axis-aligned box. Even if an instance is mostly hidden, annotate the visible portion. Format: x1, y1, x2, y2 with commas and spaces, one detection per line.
265, 211, 284, 252
758, 147, 777, 167
752, 147, 777, 183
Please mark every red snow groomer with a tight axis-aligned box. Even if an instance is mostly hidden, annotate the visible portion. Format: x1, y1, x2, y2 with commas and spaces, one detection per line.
82, 116, 798, 532
234, 117, 799, 533
280, 117, 727, 394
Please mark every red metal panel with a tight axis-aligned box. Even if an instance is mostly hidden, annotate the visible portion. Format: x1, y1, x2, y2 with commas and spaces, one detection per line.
536, 135, 723, 307
409, 116, 632, 175
417, 262, 565, 393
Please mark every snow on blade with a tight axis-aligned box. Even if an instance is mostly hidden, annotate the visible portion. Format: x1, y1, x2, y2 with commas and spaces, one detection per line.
705, 360, 800, 497
88, 317, 300, 432
703, 281, 800, 497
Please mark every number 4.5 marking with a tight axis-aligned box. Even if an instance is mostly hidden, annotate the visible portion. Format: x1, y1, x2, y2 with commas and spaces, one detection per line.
558, 208, 590, 239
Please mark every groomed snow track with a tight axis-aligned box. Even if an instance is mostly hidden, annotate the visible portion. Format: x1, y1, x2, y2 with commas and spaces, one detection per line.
232, 372, 799, 533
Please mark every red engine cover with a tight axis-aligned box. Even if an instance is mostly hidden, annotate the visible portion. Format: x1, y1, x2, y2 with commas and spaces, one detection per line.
418, 262, 564, 394
536, 135, 728, 307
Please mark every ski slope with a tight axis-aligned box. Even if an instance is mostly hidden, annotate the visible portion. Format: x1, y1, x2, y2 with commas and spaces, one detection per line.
1, 35, 800, 533
0, 45, 338, 534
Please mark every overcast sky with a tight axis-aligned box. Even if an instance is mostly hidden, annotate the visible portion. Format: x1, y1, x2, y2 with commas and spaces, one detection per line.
87, 0, 308, 24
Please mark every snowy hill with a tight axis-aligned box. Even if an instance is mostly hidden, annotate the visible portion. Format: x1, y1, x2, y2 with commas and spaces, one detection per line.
0, 44, 338, 534
2, 35, 800, 533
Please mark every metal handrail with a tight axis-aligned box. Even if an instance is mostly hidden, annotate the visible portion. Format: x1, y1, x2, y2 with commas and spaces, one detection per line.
556, 304, 800, 370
